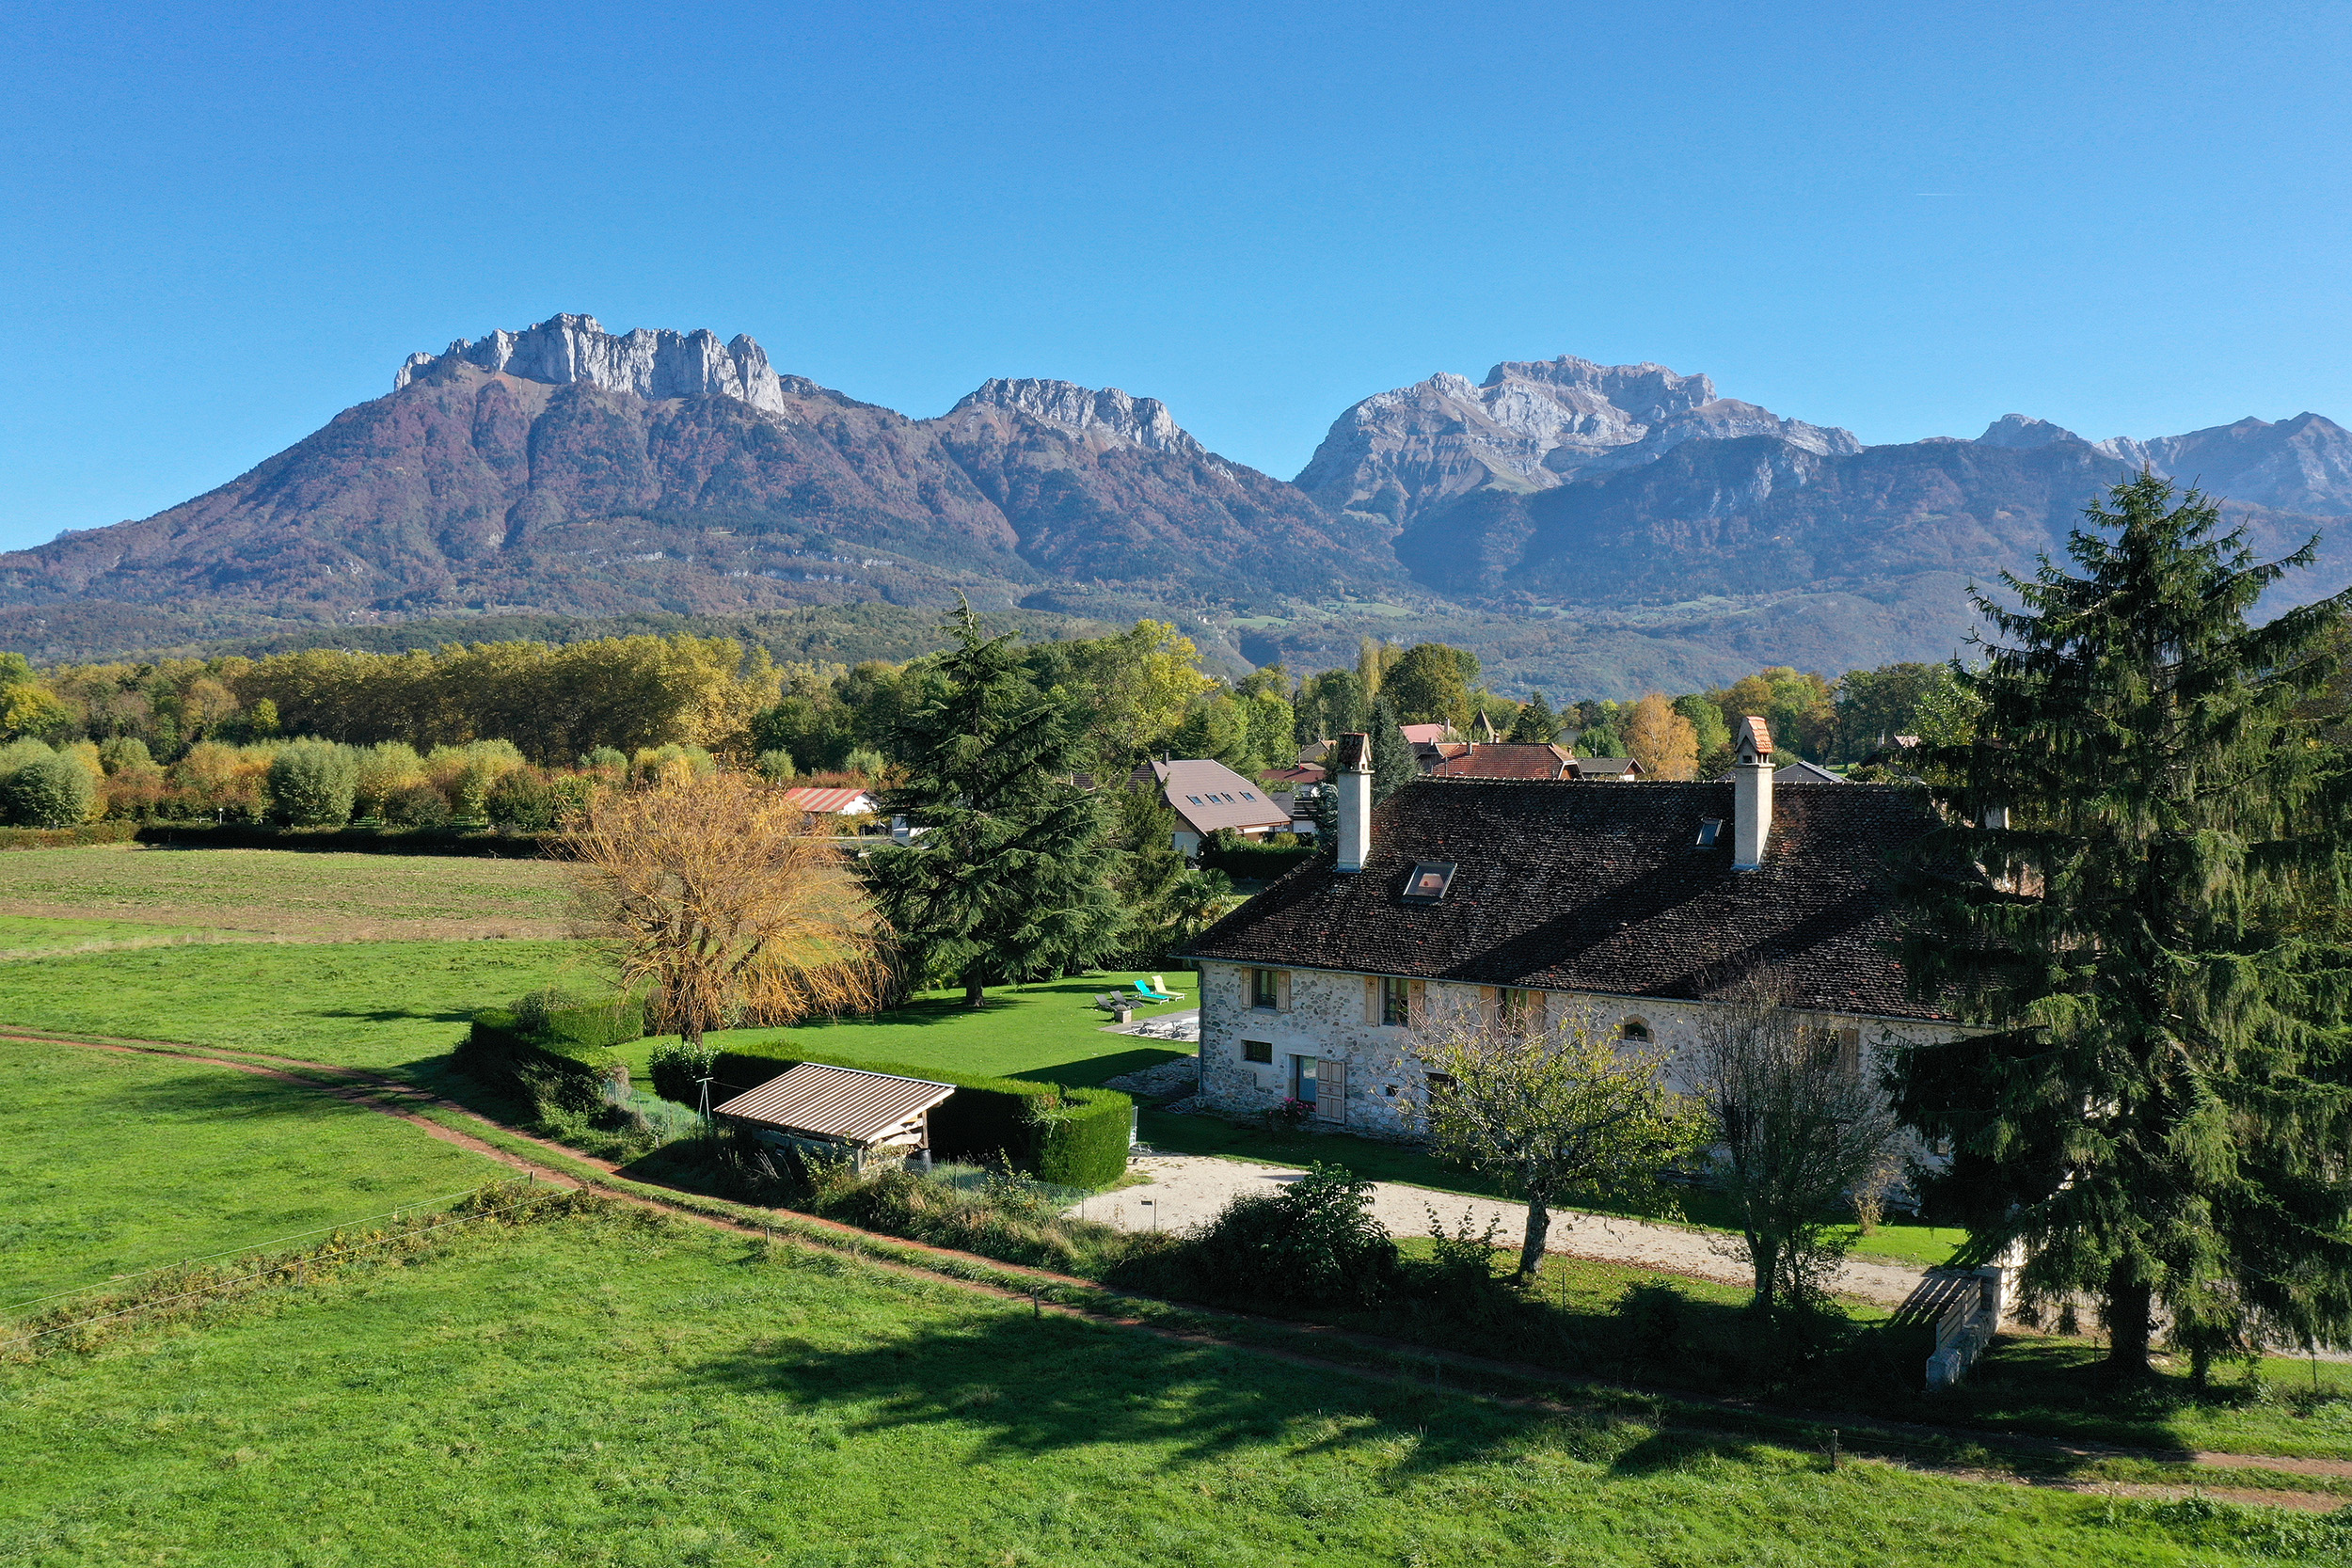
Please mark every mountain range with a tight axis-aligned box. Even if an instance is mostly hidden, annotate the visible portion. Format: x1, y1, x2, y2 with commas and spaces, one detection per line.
6, 312, 2350, 694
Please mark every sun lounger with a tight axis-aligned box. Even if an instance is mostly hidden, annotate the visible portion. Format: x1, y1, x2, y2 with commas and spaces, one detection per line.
1135, 977, 1184, 1004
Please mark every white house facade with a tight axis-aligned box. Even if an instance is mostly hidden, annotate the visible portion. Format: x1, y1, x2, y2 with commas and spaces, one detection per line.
1184, 721, 1970, 1140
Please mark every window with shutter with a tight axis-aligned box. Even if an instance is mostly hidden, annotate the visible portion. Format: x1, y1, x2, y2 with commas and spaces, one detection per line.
1363, 975, 1380, 1025
1250, 968, 1278, 1009
1315, 1057, 1346, 1122
1275, 971, 1292, 1011
1407, 980, 1425, 1026
1382, 976, 1410, 1026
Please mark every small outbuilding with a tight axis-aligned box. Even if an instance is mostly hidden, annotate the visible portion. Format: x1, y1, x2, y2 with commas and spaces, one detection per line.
710, 1063, 957, 1173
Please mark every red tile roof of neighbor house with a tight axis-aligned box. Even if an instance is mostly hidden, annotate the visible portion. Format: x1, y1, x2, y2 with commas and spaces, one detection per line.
1153, 759, 1293, 834
1426, 742, 1576, 780
781, 786, 877, 816
1185, 775, 1951, 1021
1262, 763, 1327, 785
1399, 722, 1455, 746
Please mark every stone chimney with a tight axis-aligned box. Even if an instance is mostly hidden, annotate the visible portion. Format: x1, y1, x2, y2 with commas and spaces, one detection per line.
1331, 732, 1373, 873
1732, 715, 1773, 870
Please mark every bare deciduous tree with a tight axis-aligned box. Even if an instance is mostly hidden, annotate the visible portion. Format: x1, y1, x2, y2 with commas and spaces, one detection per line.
564, 771, 886, 1048
1416, 1000, 1703, 1282
1692, 996, 1900, 1314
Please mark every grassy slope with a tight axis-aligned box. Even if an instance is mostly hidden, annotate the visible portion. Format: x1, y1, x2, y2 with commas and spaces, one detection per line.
6, 1212, 2329, 1568
0, 1037, 507, 1304
0, 941, 590, 1069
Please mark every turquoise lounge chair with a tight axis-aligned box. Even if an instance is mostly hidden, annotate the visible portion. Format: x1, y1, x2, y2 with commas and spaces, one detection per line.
1136, 976, 1184, 1004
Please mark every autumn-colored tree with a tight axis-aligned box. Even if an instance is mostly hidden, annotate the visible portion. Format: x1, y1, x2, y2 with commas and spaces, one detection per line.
1622, 693, 1699, 780
565, 771, 886, 1048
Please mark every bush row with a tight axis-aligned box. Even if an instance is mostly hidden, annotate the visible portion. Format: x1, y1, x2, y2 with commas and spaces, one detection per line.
455, 992, 647, 1110
133, 823, 552, 857
707, 1046, 1133, 1190
0, 821, 139, 851
1198, 840, 1316, 880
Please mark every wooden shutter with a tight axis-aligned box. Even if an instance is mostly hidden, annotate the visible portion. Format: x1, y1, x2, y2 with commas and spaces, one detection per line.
1363, 976, 1380, 1025
1276, 971, 1292, 1012
1316, 1057, 1346, 1122
1407, 980, 1425, 1027
1479, 985, 1499, 1023
1838, 1027, 1862, 1080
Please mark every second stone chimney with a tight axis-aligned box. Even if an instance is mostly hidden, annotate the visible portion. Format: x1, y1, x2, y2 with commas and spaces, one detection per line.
1331, 732, 1373, 873
1732, 715, 1774, 871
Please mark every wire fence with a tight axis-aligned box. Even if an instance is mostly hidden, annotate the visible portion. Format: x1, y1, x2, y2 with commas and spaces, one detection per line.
1, 1179, 564, 1357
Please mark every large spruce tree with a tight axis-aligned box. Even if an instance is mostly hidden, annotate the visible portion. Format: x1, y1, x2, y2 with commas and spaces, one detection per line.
869, 603, 1125, 1006
1893, 473, 2352, 1378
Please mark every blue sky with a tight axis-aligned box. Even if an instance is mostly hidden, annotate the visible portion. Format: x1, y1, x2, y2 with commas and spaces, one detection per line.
4, 0, 2348, 553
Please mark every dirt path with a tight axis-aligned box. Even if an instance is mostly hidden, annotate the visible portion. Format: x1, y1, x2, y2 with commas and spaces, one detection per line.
1074, 1153, 1931, 1305
9, 1025, 2348, 1509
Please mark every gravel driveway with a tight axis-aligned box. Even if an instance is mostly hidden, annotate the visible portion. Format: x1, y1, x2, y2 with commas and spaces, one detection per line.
1067, 1153, 1931, 1306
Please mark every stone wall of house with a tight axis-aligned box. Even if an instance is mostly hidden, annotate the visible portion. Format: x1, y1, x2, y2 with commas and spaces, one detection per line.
1194, 959, 1964, 1147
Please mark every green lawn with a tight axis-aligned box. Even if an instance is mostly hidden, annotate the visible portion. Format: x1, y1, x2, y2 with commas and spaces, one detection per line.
7, 1210, 2334, 1567
0, 914, 219, 955
660, 974, 1199, 1090
0, 845, 575, 940
1143, 1109, 1968, 1270
0, 940, 593, 1070
0, 1037, 508, 1306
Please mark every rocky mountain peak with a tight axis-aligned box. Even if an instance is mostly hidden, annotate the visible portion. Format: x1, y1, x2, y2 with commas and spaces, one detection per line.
950, 377, 1206, 458
1976, 413, 2088, 450
393, 313, 789, 416
1295, 354, 1858, 526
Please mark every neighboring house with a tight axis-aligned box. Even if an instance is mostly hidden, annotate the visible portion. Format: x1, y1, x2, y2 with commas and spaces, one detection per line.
1570, 754, 1644, 780
782, 785, 882, 827
1261, 763, 1327, 788
1708, 758, 1846, 784
1425, 742, 1577, 781
1152, 758, 1293, 857
1183, 719, 1963, 1138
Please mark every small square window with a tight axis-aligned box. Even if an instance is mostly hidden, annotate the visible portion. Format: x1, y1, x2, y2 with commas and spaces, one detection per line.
1400, 862, 1457, 903
1696, 818, 1724, 847
1242, 1039, 1273, 1064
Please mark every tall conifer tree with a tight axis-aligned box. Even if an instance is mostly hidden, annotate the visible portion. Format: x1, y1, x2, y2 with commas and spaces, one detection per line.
1893, 474, 2352, 1378
1371, 697, 1420, 801
869, 603, 1125, 1006
1508, 690, 1558, 743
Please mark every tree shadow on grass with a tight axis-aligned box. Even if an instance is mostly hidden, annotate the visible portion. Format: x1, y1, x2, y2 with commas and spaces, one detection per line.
680, 1288, 1639, 1480
316, 1006, 477, 1023
99, 1068, 359, 1123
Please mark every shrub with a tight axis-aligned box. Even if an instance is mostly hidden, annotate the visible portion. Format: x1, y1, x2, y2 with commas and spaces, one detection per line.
1616, 1281, 1688, 1364
580, 746, 628, 775
383, 782, 453, 828
486, 769, 588, 832
267, 740, 359, 826
842, 746, 886, 780
1, 749, 98, 828
648, 1038, 719, 1105
511, 989, 646, 1054
1200, 841, 1315, 880
756, 748, 797, 782
1138, 1163, 1398, 1310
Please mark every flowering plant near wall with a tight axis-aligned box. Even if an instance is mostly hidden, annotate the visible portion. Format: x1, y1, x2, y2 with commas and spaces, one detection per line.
1266, 1097, 1312, 1133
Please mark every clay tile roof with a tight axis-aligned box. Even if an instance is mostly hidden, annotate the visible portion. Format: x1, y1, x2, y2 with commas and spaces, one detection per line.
1740, 715, 1773, 757
1427, 742, 1577, 781
1184, 776, 1949, 1021
1399, 723, 1454, 746
781, 786, 877, 816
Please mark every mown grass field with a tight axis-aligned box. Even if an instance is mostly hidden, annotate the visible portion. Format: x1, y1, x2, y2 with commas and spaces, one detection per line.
8, 1206, 2341, 1568
0, 1037, 509, 1305
0, 940, 588, 1069
0, 845, 575, 941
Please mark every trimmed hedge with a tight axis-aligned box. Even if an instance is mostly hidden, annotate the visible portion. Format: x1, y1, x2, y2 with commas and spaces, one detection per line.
1199, 841, 1315, 880
709, 1047, 1133, 1190
0, 821, 138, 851
454, 993, 645, 1110
135, 823, 551, 857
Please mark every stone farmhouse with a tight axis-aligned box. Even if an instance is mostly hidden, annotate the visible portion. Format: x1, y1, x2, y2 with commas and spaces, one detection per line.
1183, 719, 1963, 1137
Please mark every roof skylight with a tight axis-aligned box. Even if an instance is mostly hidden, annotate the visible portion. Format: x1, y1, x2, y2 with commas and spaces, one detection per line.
1400, 861, 1458, 904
